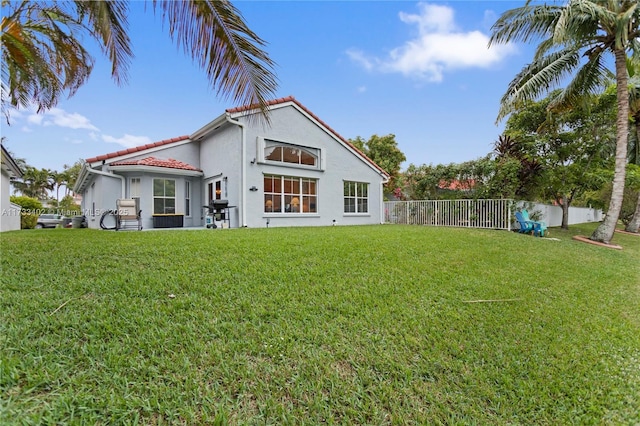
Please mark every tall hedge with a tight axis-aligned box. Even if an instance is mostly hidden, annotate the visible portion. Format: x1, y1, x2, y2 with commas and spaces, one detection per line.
10, 196, 43, 229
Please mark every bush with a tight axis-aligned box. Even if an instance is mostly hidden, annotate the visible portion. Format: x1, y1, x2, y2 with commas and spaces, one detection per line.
10, 196, 43, 229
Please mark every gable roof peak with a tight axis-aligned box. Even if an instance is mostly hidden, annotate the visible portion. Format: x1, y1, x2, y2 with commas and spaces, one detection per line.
85, 135, 191, 164
225, 95, 296, 115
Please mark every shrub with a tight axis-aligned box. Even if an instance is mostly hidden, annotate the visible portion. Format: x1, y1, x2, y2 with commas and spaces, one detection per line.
10, 196, 43, 229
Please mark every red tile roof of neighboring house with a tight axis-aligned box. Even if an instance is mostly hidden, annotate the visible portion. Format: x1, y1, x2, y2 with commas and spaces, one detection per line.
438, 179, 476, 191
227, 96, 390, 178
110, 156, 201, 171
85, 135, 190, 163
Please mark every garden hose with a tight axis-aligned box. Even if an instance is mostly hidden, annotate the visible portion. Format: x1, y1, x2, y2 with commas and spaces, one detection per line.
99, 210, 117, 230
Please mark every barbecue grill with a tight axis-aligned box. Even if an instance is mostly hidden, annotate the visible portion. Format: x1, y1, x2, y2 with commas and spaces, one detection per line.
204, 199, 230, 228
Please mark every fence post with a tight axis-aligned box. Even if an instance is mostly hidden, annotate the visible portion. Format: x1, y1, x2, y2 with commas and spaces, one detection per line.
507, 201, 511, 232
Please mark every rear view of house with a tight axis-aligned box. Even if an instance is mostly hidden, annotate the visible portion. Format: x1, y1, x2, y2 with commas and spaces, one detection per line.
74, 97, 389, 229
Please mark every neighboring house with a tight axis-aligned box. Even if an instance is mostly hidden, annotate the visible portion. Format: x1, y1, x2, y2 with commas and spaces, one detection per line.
1, 144, 24, 232
74, 96, 390, 229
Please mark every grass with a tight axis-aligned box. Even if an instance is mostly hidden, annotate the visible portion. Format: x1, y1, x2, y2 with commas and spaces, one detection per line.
1, 223, 639, 424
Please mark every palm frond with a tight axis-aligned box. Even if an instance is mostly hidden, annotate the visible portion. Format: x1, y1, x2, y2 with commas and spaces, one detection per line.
553, 0, 603, 45
74, 0, 132, 85
155, 0, 278, 123
1, 3, 93, 113
550, 48, 610, 110
497, 48, 582, 122
489, 4, 561, 47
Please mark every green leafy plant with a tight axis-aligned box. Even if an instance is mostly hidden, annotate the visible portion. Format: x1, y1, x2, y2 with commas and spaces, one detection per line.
9, 195, 42, 229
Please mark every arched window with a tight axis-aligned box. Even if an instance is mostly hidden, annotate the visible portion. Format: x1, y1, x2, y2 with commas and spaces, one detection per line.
264, 143, 317, 167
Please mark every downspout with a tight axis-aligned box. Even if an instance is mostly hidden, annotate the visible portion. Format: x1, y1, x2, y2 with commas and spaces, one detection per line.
224, 115, 247, 227
381, 174, 389, 224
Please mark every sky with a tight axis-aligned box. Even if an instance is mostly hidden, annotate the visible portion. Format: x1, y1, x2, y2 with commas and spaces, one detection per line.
1, 0, 540, 173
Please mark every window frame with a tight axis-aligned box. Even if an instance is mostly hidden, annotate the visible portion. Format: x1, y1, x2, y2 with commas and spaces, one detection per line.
153, 178, 176, 215
263, 175, 318, 215
130, 177, 141, 199
261, 139, 321, 170
343, 181, 369, 215
185, 181, 191, 217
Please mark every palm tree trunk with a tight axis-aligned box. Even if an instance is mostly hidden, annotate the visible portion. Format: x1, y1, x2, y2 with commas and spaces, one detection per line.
625, 116, 640, 233
625, 191, 640, 233
590, 49, 630, 243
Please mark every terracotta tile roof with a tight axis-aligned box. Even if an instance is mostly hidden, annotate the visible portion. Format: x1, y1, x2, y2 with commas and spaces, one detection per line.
110, 156, 201, 171
227, 96, 390, 178
85, 135, 190, 163
438, 179, 476, 191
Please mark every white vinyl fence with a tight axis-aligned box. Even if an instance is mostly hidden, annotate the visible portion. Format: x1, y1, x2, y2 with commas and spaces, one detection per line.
384, 199, 514, 230
519, 202, 603, 227
384, 199, 604, 230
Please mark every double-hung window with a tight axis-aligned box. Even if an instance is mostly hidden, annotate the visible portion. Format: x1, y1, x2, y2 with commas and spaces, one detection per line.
185, 181, 191, 217
153, 178, 176, 214
264, 175, 317, 213
344, 181, 368, 214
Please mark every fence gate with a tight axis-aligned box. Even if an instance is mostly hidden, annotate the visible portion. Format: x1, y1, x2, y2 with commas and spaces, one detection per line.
384, 199, 513, 231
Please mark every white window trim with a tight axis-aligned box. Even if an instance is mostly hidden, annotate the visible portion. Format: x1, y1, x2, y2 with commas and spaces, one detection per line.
153, 178, 177, 215
256, 136, 324, 171
129, 177, 141, 199
263, 175, 318, 215
343, 181, 370, 216
185, 181, 191, 218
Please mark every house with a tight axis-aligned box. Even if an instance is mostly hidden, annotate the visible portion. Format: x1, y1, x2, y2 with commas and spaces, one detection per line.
74, 96, 390, 229
1, 144, 24, 232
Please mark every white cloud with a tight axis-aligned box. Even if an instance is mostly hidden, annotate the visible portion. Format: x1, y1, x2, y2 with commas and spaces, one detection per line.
357, 86, 367, 93
10, 105, 152, 150
348, 2, 517, 82
27, 114, 44, 125
20, 106, 99, 131
43, 108, 99, 131
102, 134, 152, 148
346, 49, 374, 71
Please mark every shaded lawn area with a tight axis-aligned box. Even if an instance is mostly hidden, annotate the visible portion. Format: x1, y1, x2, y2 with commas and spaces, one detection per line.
1, 224, 639, 424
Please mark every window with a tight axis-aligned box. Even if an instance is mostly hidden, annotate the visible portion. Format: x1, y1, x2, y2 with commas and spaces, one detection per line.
215, 180, 222, 199
264, 175, 317, 213
90, 183, 95, 216
344, 181, 368, 214
185, 181, 191, 217
264, 142, 318, 167
130, 178, 141, 199
153, 178, 176, 214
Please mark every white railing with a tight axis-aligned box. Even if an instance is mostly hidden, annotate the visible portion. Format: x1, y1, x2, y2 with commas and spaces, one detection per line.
384, 199, 514, 230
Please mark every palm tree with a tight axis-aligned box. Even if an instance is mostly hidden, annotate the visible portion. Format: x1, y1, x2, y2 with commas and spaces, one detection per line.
489, 0, 640, 244
624, 57, 640, 232
13, 165, 53, 201
50, 170, 68, 202
1, 0, 277, 122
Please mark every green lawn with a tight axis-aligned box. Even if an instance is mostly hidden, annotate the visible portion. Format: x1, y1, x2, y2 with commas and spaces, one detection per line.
1, 224, 639, 424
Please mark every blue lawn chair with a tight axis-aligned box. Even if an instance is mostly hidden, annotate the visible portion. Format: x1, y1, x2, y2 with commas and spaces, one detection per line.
514, 211, 536, 235
522, 210, 547, 237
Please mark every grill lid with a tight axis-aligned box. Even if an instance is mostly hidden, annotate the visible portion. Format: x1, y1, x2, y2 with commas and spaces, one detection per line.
210, 199, 229, 208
